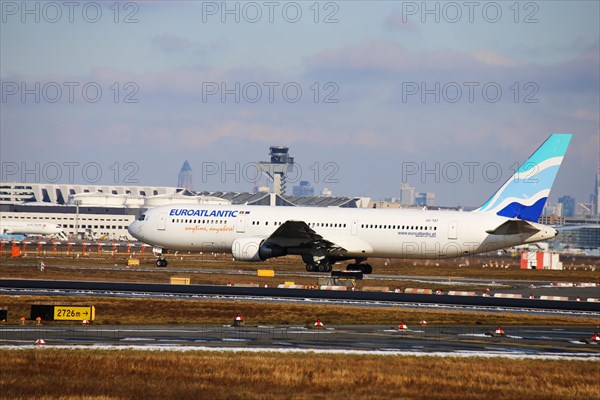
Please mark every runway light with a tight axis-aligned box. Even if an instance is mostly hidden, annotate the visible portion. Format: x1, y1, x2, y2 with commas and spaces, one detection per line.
232, 313, 244, 327
314, 319, 324, 328
398, 321, 408, 331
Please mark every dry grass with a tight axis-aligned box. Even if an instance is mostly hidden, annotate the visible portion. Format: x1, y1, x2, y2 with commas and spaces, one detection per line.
1, 295, 599, 326
2, 250, 599, 281
0, 350, 598, 399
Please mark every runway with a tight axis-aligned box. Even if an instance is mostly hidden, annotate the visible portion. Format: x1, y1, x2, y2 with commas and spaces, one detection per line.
1, 279, 599, 313
2, 278, 599, 359
1, 323, 599, 359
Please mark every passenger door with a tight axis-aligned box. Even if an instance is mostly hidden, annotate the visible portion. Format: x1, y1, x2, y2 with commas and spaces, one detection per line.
448, 221, 458, 240
157, 213, 167, 231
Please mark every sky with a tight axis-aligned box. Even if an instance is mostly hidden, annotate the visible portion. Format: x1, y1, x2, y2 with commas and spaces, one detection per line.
1, 1, 599, 208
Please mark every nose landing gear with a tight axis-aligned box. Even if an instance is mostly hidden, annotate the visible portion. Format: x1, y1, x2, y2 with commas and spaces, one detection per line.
156, 258, 168, 268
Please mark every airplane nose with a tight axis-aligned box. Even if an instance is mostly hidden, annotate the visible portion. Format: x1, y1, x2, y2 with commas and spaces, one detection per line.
128, 221, 140, 237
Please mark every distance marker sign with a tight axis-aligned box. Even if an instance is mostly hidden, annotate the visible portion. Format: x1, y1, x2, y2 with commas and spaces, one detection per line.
53, 306, 95, 321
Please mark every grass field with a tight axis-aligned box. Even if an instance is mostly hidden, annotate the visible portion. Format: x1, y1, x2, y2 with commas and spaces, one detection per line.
1, 350, 599, 400
2, 295, 599, 326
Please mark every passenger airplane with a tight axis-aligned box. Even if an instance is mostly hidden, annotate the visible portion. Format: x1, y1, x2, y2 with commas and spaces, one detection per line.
129, 134, 571, 272
0, 220, 66, 239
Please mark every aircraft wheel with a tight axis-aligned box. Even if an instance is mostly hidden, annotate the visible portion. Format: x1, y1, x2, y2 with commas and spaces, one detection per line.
318, 262, 331, 272
306, 264, 317, 272
156, 259, 168, 268
360, 264, 372, 274
346, 263, 359, 271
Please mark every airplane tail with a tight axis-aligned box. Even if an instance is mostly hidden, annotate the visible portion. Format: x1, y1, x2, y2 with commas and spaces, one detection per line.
475, 133, 572, 222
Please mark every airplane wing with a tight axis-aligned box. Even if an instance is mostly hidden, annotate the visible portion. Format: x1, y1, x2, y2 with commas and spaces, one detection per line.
486, 219, 540, 235
263, 220, 347, 256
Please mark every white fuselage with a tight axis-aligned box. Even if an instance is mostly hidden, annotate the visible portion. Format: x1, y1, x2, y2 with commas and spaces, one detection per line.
128, 204, 557, 260
0, 220, 65, 237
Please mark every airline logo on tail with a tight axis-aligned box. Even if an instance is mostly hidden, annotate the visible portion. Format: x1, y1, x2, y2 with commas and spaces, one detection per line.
476, 133, 572, 222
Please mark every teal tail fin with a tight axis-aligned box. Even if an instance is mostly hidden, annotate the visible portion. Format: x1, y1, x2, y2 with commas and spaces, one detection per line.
475, 133, 572, 222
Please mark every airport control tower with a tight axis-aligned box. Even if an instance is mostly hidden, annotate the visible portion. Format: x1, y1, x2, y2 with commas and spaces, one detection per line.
257, 146, 294, 195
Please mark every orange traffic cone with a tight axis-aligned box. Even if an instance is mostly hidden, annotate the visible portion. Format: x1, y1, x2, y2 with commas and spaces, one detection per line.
398, 321, 408, 331
314, 319, 324, 328
232, 313, 244, 327
35, 339, 46, 345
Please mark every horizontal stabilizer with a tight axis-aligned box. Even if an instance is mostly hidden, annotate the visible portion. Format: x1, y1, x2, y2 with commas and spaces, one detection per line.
486, 220, 540, 235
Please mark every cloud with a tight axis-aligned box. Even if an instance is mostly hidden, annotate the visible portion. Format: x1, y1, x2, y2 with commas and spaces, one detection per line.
569, 109, 600, 122
469, 49, 521, 67
152, 34, 193, 53
151, 34, 230, 56
383, 9, 419, 32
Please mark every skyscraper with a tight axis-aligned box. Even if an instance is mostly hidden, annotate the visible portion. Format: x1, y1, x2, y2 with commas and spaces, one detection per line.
399, 183, 415, 206
292, 181, 315, 196
558, 195, 575, 217
415, 192, 436, 207
177, 160, 193, 191
593, 163, 600, 216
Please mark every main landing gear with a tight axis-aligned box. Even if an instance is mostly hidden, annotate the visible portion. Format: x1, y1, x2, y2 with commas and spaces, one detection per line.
346, 263, 372, 274
303, 255, 372, 274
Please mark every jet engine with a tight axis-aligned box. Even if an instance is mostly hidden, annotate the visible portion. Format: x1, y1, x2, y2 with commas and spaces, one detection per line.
231, 237, 287, 262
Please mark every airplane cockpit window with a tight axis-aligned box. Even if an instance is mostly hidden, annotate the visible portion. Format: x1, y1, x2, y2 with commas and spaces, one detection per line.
139, 214, 146, 221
